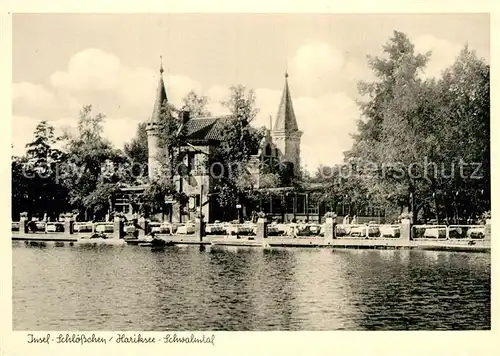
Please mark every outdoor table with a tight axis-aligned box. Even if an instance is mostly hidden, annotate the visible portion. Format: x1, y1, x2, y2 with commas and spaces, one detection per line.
177, 224, 195, 234
350, 226, 366, 237
95, 224, 114, 233
380, 225, 400, 237
423, 227, 447, 238
466, 227, 485, 239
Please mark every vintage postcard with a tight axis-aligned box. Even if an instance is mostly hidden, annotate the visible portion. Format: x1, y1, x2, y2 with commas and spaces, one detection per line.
1, 4, 497, 356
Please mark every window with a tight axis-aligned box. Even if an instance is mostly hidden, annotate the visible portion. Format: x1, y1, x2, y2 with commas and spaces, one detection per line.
271, 198, 282, 213
335, 202, 344, 216
263, 145, 275, 173
285, 196, 294, 213
121, 205, 129, 214
195, 194, 201, 207
187, 152, 196, 173
308, 203, 319, 215
271, 156, 281, 172
262, 200, 270, 213
296, 195, 305, 214
211, 162, 223, 177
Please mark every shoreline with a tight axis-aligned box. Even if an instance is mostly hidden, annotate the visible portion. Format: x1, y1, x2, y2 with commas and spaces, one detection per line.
11, 232, 490, 252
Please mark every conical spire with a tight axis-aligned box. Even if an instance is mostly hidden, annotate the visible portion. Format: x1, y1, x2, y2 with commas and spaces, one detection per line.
150, 56, 168, 123
273, 71, 298, 132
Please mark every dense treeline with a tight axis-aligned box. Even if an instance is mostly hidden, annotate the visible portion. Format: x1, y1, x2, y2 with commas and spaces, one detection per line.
12, 105, 127, 221
311, 31, 490, 224
12, 31, 490, 223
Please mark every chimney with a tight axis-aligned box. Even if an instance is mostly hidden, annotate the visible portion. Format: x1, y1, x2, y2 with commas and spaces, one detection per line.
180, 110, 190, 124
176, 111, 190, 137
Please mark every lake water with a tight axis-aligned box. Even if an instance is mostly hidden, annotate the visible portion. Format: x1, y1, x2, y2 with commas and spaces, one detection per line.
12, 243, 490, 330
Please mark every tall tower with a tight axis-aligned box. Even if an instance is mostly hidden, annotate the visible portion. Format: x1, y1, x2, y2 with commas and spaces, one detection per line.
271, 72, 303, 176
146, 57, 168, 180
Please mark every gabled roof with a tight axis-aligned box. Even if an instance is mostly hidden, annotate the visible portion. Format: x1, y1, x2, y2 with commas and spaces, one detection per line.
182, 116, 233, 142
273, 72, 299, 132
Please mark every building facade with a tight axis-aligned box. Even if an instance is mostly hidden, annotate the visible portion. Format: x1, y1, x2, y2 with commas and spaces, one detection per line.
116, 61, 384, 223
141, 63, 304, 222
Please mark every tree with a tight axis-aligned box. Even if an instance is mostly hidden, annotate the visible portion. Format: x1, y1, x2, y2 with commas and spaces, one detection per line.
12, 121, 69, 220
219, 85, 261, 161
346, 31, 435, 223
208, 85, 264, 212
345, 31, 490, 224
181, 90, 211, 117
12, 155, 30, 219
308, 164, 372, 217
60, 105, 123, 220
123, 122, 149, 180
431, 46, 490, 221
25, 121, 65, 165
82, 183, 120, 217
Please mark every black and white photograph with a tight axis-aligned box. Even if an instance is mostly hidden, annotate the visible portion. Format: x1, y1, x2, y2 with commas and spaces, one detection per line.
9, 12, 491, 333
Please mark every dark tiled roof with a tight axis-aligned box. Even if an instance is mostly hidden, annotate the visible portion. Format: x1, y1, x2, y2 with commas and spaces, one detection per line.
183, 115, 233, 142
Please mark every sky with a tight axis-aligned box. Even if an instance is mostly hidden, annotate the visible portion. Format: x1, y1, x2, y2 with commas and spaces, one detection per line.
12, 13, 490, 172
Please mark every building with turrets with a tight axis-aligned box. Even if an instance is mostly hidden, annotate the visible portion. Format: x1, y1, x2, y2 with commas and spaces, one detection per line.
114, 60, 385, 224
139, 63, 309, 223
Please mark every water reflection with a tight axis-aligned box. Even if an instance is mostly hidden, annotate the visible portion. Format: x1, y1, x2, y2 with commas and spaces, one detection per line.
336, 250, 491, 330
12, 244, 490, 330
260, 248, 296, 330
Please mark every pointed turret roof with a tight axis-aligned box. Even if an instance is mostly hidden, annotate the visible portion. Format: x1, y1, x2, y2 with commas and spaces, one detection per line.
273, 71, 299, 132
150, 56, 168, 124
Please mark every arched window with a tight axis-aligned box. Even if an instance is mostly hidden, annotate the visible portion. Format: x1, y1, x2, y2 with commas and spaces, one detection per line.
265, 144, 272, 156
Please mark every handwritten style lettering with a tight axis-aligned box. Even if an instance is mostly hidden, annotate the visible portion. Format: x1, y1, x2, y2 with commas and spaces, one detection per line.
27, 334, 51, 344
115, 334, 156, 343
56, 334, 108, 344
163, 333, 215, 345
